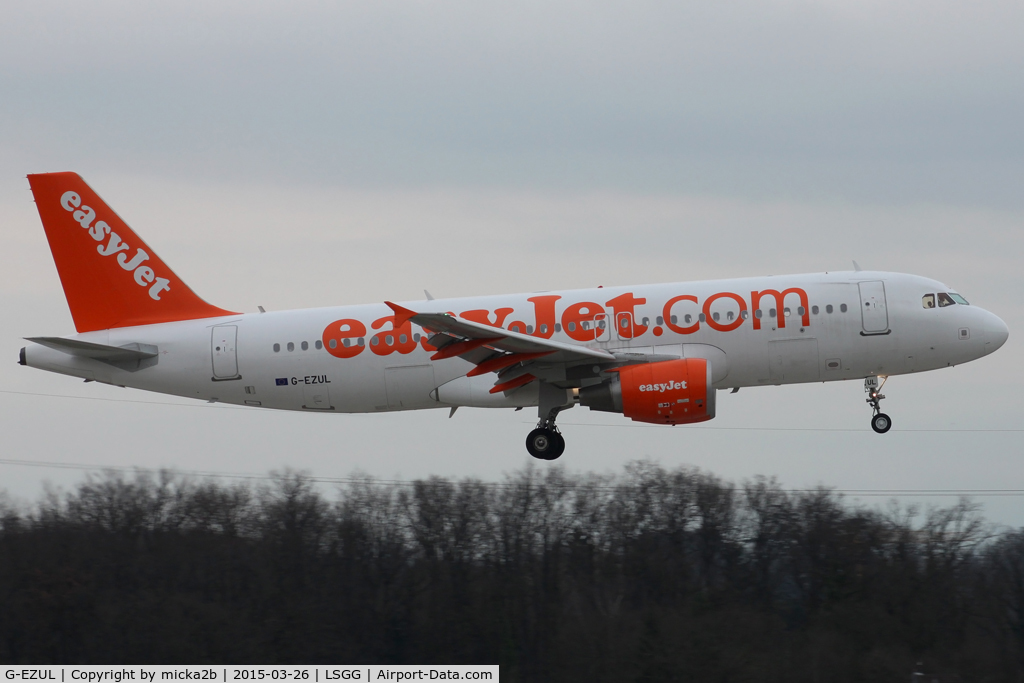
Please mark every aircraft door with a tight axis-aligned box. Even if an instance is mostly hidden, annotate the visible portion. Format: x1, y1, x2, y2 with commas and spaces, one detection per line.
858, 281, 889, 334
592, 313, 610, 344
211, 325, 240, 379
615, 311, 634, 341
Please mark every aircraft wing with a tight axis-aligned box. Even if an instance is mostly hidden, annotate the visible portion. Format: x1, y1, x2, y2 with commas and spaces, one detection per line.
386, 302, 615, 393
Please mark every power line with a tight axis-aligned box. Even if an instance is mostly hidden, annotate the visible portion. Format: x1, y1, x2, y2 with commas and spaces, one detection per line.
4, 389, 1022, 433
0, 389, 249, 410
547, 422, 1024, 432
0, 457, 1021, 497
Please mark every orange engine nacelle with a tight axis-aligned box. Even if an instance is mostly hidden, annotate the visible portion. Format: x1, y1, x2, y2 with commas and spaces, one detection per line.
578, 358, 715, 425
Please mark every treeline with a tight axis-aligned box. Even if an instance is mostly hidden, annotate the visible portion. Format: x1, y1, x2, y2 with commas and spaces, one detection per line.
0, 463, 1022, 680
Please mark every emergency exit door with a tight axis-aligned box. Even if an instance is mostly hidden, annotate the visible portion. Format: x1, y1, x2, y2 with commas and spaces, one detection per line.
211, 325, 240, 379
858, 281, 889, 334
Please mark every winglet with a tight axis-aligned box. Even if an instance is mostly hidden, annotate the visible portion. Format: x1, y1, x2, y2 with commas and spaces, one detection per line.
385, 301, 418, 327
853, 260, 863, 272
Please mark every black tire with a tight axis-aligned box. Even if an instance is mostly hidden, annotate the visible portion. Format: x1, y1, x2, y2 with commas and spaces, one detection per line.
526, 428, 562, 460
871, 413, 892, 434
549, 431, 566, 460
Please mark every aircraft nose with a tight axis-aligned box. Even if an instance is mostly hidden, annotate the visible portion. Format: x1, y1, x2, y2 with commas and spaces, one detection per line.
984, 311, 1009, 354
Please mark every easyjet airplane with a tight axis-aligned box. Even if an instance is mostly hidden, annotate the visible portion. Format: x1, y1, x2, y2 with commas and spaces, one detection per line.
19, 173, 1010, 459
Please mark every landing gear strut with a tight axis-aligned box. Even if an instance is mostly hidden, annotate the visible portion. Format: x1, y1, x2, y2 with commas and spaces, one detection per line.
526, 382, 573, 460
865, 376, 892, 434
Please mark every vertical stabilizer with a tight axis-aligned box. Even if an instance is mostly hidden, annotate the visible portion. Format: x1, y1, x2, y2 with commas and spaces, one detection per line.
27, 172, 238, 332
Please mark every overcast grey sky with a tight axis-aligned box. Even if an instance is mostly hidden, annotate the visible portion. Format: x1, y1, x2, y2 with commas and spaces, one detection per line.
2, 1, 1022, 524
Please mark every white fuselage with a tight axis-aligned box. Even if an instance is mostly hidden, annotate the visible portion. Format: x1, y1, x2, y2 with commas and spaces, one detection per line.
23, 271, 1008, 414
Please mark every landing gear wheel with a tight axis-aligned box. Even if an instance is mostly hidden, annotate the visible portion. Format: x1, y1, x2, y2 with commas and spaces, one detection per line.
871, 413, 892, 434
526, 428, 565, 460
550, 431, 565, 459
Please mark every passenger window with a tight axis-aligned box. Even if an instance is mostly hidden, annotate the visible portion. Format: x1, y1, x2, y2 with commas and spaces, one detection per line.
620, 318, 628, 328
656, 316, 664, 325
922, 294, 936, 309
399, 334, 407, 344
797, 306, 805, 316
684, 314, 692, 324
343, 339, 350, 347
330, 339, 338, 348
555, 324, 562, 333
642, 317, 650, 326
840, 304, 848, 313
937, 293, 956, 308
273, 343, 280, 353
769, 308, 777, 318
539, 324, 547, 334
826, 305, 833, 314
371, 337, 379, 346
671, 315, 678, 324
413, 333, 421, 342
568, 322, 576, 331
385, 335, 394, 344
699, 313, 706, 322
527, 325, 534, 334
754, 310, 763, 319
950, 293, 970, 305
287, 342, 294, 352
811, 305, 819, 315
315, 340, 323, 350
741, 310, 749, 319
357, 338, 365, 346
726, 311, 734, 321
301, 341, 309, 351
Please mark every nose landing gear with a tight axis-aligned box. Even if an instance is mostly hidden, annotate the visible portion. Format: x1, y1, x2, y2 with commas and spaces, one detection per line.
865, 376, 892, 434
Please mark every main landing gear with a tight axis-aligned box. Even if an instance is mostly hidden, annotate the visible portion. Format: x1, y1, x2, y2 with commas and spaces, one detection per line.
526, 382, 574, 460
865, 376, 892, 434
526, 426, 565, 460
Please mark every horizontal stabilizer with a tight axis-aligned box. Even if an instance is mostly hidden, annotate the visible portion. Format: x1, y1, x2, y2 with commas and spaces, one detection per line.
25, 337, 158, 371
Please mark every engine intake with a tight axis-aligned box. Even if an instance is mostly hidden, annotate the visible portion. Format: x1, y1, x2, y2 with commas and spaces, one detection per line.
578, 358, 715, 425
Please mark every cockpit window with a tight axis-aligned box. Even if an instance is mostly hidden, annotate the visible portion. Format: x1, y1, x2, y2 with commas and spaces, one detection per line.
922, 294, 935, 309
937, 292, 956, 308
949, 293, 969, 305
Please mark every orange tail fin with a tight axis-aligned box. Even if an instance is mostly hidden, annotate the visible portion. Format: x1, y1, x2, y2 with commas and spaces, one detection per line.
28, 172, 238, 332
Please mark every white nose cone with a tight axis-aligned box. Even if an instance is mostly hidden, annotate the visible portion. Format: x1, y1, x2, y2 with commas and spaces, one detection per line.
985, 312, 1009, 354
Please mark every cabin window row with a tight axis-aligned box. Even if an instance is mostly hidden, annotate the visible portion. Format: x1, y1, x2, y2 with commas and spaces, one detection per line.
274, 333, 439, 351
272, 340, 324, 353
271, 302, 859, 352
653, 304, 848, 326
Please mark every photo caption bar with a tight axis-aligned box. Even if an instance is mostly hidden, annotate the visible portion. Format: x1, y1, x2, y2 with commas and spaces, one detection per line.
1, 667, 498, 683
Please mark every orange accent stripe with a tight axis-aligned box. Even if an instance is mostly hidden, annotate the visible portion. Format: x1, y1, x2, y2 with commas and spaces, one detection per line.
489, 373, 537, 394
467, 351, 554, 377
430, 336, 504, 361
